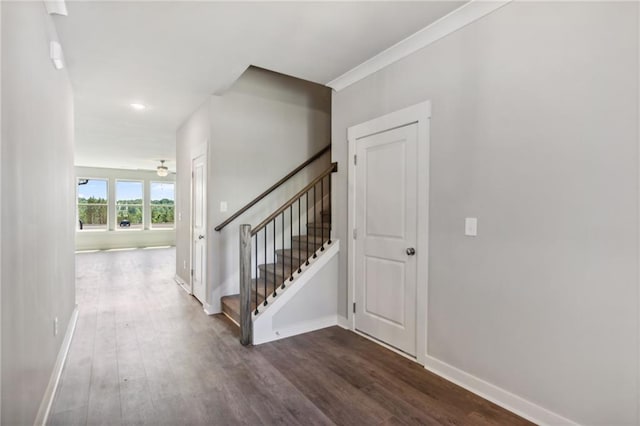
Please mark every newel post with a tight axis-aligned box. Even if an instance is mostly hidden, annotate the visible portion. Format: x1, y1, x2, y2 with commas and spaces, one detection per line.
239, 224, 252, 346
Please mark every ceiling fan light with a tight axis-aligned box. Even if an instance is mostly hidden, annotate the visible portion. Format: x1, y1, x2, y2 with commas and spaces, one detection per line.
157, 160, 169, 177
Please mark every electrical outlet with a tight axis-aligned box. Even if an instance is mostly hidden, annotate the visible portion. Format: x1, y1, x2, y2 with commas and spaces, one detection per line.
53, 317, 58, 336
183, 260, 187, 270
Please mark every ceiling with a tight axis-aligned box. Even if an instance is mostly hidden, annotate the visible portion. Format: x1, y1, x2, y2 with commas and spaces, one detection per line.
53, 1, 465, 171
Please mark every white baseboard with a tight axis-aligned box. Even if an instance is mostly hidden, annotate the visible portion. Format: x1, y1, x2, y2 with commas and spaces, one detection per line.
353, 329, 419, 364
174, 274, 191, 295
34, 306, 79, 426
424, 355, 578, 426
337, 315, 350, 329
202, 301, 217, 316
341, 320, 577, 425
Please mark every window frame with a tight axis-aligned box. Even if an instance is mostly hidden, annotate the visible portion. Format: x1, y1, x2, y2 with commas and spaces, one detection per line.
76, 177, 109, 232
149, 181, 176, 230
115, 179, 145, 231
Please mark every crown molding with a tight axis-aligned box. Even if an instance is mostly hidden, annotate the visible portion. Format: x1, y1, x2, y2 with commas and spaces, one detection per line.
326, 0, 512, 92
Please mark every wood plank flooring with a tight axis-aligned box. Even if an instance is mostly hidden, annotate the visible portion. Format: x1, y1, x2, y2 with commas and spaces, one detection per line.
49, 247, 532, 426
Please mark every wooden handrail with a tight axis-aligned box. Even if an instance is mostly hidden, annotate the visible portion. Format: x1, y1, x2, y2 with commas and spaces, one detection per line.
214, 144, 331, 231
251, 162, 337, 236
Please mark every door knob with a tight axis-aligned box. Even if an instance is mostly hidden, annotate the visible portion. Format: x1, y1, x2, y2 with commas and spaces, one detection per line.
198, 235, 205, 240
406, 247, 415, 256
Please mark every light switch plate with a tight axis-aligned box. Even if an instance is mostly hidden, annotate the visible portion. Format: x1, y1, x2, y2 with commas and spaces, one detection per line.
220, 201, 228, 213
465, 217, 477, 236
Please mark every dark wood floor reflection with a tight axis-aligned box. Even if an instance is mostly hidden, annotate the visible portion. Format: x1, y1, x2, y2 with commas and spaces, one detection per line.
49, 247, 532, 426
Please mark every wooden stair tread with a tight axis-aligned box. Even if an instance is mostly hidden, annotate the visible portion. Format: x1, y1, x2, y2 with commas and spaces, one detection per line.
221, 294, 241, 324
222, 291, 275, 325
259, 263, 296, 280
276, 247, 313, 256
292, 234, 325, 244
276, 248, 313, 260
253, 278, 277, 298
307, 222, 331, 229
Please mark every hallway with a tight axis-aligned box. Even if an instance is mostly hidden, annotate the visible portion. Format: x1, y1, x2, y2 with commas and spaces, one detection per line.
50, 247, 226, 425
49, 248, 530, 425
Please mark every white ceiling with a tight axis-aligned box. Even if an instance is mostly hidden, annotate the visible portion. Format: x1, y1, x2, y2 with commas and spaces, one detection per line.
53, 1, 465, 171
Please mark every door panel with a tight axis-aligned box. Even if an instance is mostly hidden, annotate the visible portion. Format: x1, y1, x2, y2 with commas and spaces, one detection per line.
192, 154, 206, 303
355, 123, 418, 356
365, 256, 405, 325
365, 141, 406, 238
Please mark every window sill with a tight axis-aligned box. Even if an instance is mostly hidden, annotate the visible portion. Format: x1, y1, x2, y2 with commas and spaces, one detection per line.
77, 228, 175, 233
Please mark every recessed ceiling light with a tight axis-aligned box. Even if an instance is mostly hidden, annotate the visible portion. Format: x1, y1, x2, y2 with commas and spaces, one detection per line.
130, 103, 146, 111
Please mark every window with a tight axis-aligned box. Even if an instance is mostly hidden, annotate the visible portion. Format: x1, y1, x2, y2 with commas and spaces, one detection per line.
150, 182, 175, 229
77, 178, 108, 231
116, 180, 143, 230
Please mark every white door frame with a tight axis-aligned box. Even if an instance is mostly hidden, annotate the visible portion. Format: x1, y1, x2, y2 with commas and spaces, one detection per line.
347, 101, 431, 365
190, 142, 208, 304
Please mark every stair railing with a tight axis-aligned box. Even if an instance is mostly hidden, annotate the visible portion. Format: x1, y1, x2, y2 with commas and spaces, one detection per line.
238, 162, 337, 345
215, 144, 331, 232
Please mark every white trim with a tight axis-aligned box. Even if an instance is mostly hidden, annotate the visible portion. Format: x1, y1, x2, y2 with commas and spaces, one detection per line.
149, 180, 176, 231
174, 274, 192, 295
202, 301, 216, 316
347, 101, 431, 365
343, 320, 577, 425
424, 355, 579, 426
253, 240, 340, 345
353, 329, 419, 365
190, 141, 208, 306
34, 306, 79, 426
637, 3, 640, 422
326, 0, 512, 92
336, 315, 350, 330
44, 1, 68, 16
222, 311, 240, 326
0, 2, 3, 418
76, 176, 110, 232
114, 178, 144, 231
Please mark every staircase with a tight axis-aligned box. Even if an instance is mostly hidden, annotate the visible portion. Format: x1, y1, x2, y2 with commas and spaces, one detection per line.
214, 159, 338, 345
221, 209, 331, 325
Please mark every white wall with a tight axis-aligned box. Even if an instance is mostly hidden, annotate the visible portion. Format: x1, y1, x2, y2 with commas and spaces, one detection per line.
332, 2, 638, 425
254, 242, 339, 345
1, 3, 76, 424
75, 166, 176, 250
176, 98, 211, 285
176, 67, 331, 311
0, 1, 3, 420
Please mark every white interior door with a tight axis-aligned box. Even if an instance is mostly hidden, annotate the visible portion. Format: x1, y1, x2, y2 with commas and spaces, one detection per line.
192, 153, 207, 304
354, 123, 418, 356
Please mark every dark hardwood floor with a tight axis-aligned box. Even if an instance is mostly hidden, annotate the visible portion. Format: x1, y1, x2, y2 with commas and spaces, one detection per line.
49, 247, 532, 426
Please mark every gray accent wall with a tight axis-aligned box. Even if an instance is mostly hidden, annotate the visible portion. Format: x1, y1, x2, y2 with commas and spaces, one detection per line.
332, 2, 638, 424
176, 67, 331, 311
1, 2, 76, 424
